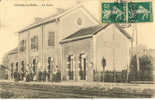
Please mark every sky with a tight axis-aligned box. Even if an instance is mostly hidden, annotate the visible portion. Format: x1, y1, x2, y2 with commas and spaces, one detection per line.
0, 0, 155, 64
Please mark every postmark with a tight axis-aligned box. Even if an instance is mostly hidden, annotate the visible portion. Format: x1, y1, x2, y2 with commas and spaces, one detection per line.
128, 2, 153, 23
101, 2, 126, 23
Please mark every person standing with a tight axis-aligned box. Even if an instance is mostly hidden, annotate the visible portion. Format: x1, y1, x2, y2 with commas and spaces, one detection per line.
101, 57, 106, 82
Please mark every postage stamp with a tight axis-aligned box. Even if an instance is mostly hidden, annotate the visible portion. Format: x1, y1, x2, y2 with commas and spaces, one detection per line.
101, 2, 126, 23
128, 2, 153, 23
101, 1, 153, 23
0, 0, 155, 98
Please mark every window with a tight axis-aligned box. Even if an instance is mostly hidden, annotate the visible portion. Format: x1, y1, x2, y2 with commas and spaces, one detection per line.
48, 32, 55, 46
19, 40, 26, 52
31, 36, 38, 50
77, 17, 82, 26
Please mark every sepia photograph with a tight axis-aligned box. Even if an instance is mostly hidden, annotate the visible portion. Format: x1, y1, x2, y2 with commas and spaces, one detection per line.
0, 0, 155, 98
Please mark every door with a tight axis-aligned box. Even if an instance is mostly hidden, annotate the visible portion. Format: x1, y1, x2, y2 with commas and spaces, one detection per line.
32, 59, 36, 73
79, 54, 87, 80
16, 62, 18, 72
67, 55, 74, 80
11, 63, 14, 79
21, 61, 25, 73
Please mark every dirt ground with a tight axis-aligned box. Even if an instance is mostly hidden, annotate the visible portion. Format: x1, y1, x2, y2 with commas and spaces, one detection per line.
0, 80, 155, 98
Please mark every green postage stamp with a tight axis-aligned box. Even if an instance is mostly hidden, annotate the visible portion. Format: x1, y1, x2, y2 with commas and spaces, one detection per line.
101, 2, 153, 23
101, 3, 126, 23
128, 2, 153, 23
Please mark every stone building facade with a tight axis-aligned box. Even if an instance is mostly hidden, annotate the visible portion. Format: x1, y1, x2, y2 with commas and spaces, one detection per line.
7, 5, 131, 82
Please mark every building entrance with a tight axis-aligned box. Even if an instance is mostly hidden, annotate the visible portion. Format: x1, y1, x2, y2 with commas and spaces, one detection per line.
67, 55, 74, 80
79, 54, 87, 80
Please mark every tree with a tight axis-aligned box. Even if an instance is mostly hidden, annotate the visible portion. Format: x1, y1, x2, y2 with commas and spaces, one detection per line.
129, 54, 153, 81
139, 55, 153, 81
129, 55, 138, 81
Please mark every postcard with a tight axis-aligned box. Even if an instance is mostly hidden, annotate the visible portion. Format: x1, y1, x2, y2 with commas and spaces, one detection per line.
0, 0, 155, 98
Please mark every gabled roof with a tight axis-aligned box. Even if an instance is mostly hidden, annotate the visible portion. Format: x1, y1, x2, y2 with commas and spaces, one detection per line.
60, 24, 132, 44
114, 24, 133, 40
63, 25, 107, 40
18, 4, 100, 33
7, 48, 18, 55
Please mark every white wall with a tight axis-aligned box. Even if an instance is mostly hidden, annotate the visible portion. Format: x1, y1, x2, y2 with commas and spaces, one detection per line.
59, 7, 98, 40
95, 24, 130, 71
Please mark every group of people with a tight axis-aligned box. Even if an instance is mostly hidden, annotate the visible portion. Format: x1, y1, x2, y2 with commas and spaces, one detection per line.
12, 67, 61, 82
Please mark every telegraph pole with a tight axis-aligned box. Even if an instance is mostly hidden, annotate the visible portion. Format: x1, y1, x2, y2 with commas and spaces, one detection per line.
129, 0, 139, 80
113, 26, 116, 82
135, 24, 139, 71
119, 0, 133, 82
135, 24, 140, 81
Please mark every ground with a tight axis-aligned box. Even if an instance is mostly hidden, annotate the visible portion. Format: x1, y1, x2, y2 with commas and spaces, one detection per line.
0, 80, 155, 98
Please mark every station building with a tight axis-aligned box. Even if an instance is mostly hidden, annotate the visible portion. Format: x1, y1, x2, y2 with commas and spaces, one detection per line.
7, 5, 132, 82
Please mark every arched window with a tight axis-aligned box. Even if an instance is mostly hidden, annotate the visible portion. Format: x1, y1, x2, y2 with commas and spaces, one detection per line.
77, 17, 82, 26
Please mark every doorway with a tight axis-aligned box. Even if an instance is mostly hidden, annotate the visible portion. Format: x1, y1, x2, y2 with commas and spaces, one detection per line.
16, 62, 18, 72
21, 61, 25, 73
11, 63, 14, 79
79, 54, 87, 80
32, 59, 36, 73
67, 55, 74, 80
